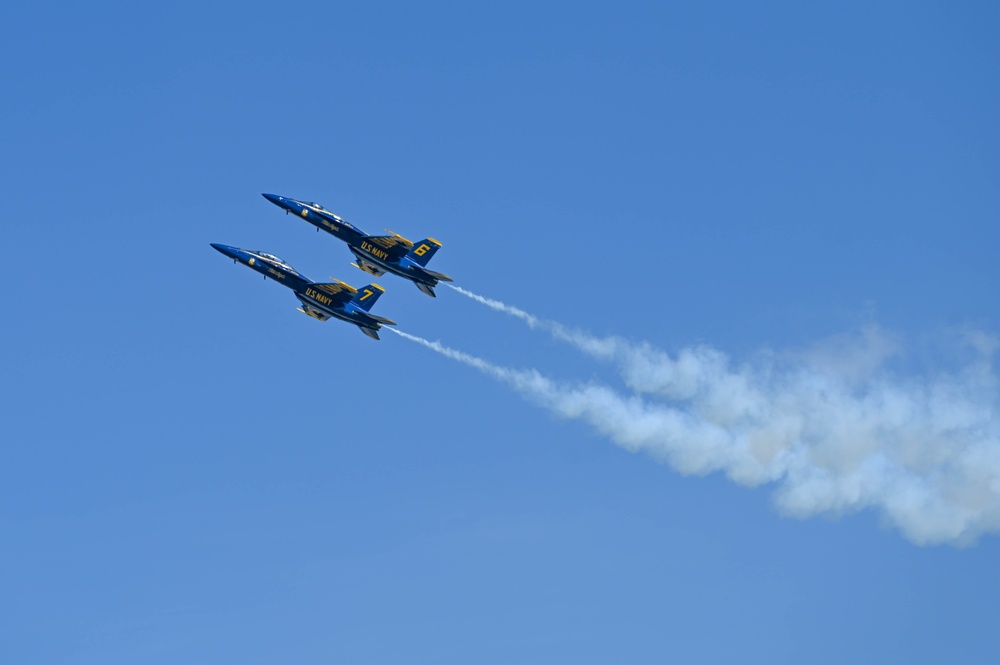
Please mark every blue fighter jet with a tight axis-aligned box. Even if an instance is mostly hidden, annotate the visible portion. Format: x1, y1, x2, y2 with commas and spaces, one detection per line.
210, 243, 396, 340
261, 193, 453, 297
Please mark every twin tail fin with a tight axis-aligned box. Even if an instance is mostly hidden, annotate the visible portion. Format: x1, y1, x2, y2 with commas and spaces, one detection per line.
405, 238, 442, 267
350, 283, 385, 311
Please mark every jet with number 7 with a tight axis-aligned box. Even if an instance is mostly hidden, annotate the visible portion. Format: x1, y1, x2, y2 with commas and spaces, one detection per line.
262, 193, 454, 297
210, 243, 396, 340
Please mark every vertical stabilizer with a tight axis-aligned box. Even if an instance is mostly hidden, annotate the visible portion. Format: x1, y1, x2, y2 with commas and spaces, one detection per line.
350, 283, 385, 311
406, 238, 442, 267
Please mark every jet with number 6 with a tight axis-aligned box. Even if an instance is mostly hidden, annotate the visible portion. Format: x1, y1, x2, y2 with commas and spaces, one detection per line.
210, 243, 396, 340
261, 193, 454, 297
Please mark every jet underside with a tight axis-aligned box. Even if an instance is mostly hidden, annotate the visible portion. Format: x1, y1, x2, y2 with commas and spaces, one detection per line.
351, 246, 423, 283
294, 288, 361, 320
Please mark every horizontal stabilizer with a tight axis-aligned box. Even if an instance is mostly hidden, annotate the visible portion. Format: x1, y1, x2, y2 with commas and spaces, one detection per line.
359, 326, 381, 340
413, 266, 453, 283
362, 313, 396, 326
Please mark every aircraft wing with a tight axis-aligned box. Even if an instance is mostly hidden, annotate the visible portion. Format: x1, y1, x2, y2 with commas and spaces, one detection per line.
309, 281, 358, 305
296, 281, 357, 316
363, 235, 413, 259
359, 312, 396, 326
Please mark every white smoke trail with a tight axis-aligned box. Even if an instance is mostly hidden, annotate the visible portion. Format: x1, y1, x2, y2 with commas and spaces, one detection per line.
433, 289, 1000, 546
446, 283, 620, 359
388, 328, 528, 380
446, 285, 541, 327
387, 328, 745, 477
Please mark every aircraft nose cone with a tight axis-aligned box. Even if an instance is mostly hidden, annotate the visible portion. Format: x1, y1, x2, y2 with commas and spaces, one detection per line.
261, 193, 283, 206
211, 243, 239, 260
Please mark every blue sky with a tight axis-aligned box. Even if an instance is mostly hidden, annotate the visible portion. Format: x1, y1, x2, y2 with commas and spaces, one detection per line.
2, 2, 999, 663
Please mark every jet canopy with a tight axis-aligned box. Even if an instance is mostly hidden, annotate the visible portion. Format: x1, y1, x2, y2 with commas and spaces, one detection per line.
256, 252, 296, 271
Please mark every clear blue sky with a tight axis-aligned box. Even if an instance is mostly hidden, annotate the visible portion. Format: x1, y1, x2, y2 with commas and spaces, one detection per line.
2, 2, 998, 663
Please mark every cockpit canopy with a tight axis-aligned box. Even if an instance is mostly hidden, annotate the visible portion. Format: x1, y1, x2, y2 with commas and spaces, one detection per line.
255, 252, 296, 272
306, 202, 346, 223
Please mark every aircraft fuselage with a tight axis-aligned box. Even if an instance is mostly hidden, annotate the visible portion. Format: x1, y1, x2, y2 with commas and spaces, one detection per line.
210, 243, 392, 335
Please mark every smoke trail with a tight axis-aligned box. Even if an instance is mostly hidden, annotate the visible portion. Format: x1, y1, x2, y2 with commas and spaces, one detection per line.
446, 284, 620, 359
387, 328, 743, 479
446, 285, 541, 328
428, 289, 1000, 545
388, 328, 528, 380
